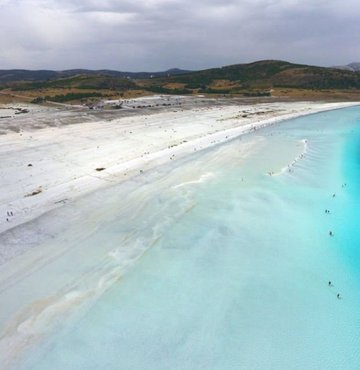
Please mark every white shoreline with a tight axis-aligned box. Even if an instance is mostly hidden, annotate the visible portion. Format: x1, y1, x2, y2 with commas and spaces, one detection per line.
0, 103, 359, 241
0, 101, 358, 242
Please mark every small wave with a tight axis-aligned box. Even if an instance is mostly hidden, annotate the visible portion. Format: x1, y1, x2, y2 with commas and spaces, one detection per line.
172, 172, 215, 189
268, 139, 308, 177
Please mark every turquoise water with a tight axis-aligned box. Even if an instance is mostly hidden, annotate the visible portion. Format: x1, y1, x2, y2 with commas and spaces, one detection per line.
13, 107, 360, 369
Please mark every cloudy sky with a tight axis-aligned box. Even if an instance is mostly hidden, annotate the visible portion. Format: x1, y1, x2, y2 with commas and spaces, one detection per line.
0, 0, 359, 71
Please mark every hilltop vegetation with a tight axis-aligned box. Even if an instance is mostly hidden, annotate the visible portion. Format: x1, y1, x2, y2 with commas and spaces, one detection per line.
0, 68, 190, 83
1, 60, 360, 104
145, 60, 360, 92
12, 75, 137, 91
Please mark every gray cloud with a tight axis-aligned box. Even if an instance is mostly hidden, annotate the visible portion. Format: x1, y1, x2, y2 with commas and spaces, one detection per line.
0, 0, 359, 70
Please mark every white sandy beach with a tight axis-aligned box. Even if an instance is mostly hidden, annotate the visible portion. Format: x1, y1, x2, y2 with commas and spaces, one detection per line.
0, 98, 358, 257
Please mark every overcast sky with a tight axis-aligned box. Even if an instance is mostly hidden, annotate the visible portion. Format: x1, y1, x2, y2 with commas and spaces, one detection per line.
0, 0, 359, 71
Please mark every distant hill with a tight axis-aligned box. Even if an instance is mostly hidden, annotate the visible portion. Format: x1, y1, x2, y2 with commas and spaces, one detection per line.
348, 63, 360, 71
2, 61, 360, 90
0, 68, 191, 83
152, 60, 360, 91
0, 70, 59, 83
332, 63, 360, 72
2, 60, 360, 104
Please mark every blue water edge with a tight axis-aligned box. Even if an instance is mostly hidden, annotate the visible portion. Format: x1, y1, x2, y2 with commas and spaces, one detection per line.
16, 107, 360, 369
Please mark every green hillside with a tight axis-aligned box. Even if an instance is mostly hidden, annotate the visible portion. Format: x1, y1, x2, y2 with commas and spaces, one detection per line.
146, 60, 360, 92
2, 60, 360, 103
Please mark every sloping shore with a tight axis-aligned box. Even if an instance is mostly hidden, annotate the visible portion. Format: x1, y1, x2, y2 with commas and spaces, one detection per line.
0, 99, 358, 258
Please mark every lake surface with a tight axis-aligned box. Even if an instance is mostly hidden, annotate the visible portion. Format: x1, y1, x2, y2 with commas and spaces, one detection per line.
3, 107, 360, 370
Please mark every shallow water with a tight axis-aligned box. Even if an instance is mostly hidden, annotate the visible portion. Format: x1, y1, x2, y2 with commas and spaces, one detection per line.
2, 107, 360, 369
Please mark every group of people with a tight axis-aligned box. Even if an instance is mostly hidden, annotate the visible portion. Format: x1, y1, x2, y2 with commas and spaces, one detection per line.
5, 210, 14, 222
328, 281, 341, 299
326, 186, 346, 300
